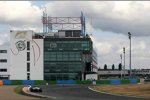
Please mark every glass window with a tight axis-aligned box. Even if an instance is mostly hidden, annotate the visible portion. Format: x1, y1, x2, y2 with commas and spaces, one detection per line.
27, 52, 30, 61
0, 50, 7, 53
27, 41, 30, 50
0, 69, 7, 72
27, 63, 30, 72
0, 59, 7, 63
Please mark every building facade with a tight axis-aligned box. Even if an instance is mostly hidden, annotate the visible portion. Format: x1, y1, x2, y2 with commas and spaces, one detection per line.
0, 45, 10, 79
0, 30, 97, 80
98, 69, 150, 79
0, 13, 98, 80
44, 34, 96, 80
10, 30, 43, 80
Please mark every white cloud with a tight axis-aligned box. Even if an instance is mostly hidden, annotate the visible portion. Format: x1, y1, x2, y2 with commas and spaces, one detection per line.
0, 1, 150, 69
0, 1, 42, 32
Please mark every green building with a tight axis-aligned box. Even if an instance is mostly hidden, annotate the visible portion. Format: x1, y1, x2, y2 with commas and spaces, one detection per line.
42, 13, 97, 80
44, 36, 97, 80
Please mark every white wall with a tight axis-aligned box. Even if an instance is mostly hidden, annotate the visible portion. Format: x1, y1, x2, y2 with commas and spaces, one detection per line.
86, 74, 98, 80
10, 30, 43, 80
0, 45, 10, 77
30, 39, 43, 80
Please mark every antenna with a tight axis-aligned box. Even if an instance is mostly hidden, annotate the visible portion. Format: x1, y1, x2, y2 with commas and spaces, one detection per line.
42, 7, 47, 36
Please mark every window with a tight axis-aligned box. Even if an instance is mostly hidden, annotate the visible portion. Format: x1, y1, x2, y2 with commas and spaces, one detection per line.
27, 63, 30, 72
27, 73, 30, 80
0, 50, 7, 53
27, 41, 30, 50
27, 52, 30, 61
0, 69, 7, 72
0, 59, 7, 63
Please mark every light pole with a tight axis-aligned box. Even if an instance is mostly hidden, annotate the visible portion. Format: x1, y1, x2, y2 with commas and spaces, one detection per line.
123, 47, 125, 78
128, 32, 131, 78
120, 54, 122, 79
120, 54, 122, 65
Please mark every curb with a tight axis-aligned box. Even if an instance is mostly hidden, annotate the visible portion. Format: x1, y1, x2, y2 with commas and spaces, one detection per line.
88, 86, 149, 99
22, 86, 57, 99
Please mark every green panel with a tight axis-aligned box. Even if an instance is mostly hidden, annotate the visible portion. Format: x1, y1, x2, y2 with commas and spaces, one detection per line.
96, 80, 110, 84
12, 80, 22, 85
76, 80, 92, 84
34, 80, 47, 85
121, 79, 130, 84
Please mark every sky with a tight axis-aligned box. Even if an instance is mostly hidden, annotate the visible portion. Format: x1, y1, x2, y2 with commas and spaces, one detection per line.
0, 1, 150, 69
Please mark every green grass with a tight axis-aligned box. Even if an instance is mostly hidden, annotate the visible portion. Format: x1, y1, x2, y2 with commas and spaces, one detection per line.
14, 85, 27, 95
14, 85, 44, 98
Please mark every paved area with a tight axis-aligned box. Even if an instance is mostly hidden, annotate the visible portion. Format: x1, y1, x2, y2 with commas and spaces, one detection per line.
38, 85, 150, 100
0, 86, 40, 100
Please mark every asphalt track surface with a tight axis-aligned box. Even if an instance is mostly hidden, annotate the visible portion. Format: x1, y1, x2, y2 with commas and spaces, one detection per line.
38, 85, 150, 100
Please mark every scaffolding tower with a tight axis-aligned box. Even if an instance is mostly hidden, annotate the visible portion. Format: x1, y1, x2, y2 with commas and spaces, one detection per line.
42, 11, 86, 36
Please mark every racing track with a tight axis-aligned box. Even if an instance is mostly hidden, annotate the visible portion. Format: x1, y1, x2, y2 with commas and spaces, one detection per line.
38, 85, 149, 100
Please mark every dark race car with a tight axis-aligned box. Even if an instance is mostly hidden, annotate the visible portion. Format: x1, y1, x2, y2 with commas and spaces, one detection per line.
29, 86, 42, 92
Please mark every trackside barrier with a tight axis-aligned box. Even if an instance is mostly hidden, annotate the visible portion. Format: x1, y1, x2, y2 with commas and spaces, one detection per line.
57, 80, 76, 85
76, 80, 92, 84
0, 80, 3, 86
35, 80, 47, 85
110, 80, 121, 85
3, 80, 12, 85
129, 79, 137, 84
121, 79, 130, 84
12, 80, 22, 85
96, 80, 110, 84
22, 80, 35, 85
0, 79, 139, 85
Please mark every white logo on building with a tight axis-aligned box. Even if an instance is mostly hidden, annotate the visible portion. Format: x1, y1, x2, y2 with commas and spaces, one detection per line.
16, 41, 26, 51
15, 31, 27, 39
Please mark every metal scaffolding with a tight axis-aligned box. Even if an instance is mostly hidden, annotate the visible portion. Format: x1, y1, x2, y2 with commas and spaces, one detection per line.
42, 11, 86, 36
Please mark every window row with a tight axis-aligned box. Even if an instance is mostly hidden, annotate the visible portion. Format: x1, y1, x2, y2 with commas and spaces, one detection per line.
44, 52, 81, 61
44, 73, 80, 80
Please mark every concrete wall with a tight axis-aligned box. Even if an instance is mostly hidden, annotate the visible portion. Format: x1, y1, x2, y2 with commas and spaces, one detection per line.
86, 74, 97, 80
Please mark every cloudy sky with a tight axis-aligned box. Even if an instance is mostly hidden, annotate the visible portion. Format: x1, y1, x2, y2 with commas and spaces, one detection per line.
0, 1, 150, 69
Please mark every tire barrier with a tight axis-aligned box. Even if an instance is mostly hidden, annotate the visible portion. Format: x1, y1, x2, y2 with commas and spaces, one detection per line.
110, 80, 121, 85
96, 80, 110, 84
22, 80, 34, 85
57, 80, 76, 85
0, 80, 3, 86
12, 80, 22, 85
76, 80, 92, 84
3, 80, 12, 85
129, 79, 137, 84
0, 79, 139, 85
121, 79, 130, 84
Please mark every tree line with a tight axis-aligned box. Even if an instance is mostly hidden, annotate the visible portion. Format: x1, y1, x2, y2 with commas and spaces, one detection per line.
98, 63, 122, 70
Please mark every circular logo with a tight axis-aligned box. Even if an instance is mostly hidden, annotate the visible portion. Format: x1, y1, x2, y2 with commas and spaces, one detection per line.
16, 40, 26, 51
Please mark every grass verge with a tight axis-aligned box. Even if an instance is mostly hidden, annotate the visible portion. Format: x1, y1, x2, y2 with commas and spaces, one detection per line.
14, 85, 44, 98
90, 84, 150, 99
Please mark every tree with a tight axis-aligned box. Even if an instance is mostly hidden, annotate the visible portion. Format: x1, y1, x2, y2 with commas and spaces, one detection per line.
118, 63, 122, 70
104, 64, 107, 70
112, 64, 115, 70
